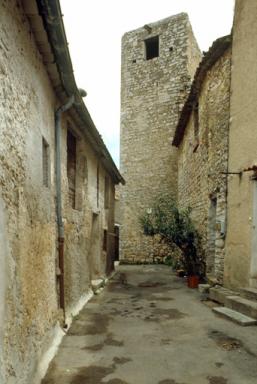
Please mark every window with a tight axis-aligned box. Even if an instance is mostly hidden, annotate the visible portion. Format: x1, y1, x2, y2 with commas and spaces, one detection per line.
145, 36, 159, 60
75, 155, 88, 211
67, 130, 77, 209
104, 176, 110, 209
103, 229, 107, 251
193, 102, 199, 138
193, 101, 199, 152
97, 163, 99, 208
42, 137, 50, 187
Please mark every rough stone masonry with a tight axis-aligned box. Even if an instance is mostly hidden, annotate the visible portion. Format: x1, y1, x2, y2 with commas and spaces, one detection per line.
120, 14, 202, 263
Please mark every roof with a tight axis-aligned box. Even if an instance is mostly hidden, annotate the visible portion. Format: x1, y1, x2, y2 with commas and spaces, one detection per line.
172, 35, 232, 147
22, 0, 124, 185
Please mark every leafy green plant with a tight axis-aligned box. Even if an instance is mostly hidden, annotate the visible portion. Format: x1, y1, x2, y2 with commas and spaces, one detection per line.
163, 255, 173, 266
139, 195, 204, 276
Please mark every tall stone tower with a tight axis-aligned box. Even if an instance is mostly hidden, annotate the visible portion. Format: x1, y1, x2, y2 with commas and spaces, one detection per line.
120, 13, 201, 263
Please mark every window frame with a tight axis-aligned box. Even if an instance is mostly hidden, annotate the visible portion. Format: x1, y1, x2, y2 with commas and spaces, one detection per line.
144, 35, 159, 60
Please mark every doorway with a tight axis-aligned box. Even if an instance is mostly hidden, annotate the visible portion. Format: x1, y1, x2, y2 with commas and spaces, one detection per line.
207, 196, 217, 275
114, 224, 120, 261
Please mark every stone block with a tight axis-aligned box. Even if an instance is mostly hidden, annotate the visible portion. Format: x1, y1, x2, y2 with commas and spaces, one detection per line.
198, 284, 210, 293
213, 306, 257, 326
209, 286, 236, 304
225, 296, 257, 319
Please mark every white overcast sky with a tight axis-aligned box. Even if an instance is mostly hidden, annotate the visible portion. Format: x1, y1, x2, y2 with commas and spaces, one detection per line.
60, 0, 235, 166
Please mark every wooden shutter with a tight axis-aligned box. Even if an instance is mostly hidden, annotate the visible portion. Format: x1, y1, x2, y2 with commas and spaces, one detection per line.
42, 138, 49, 187
67, 130, 76, 208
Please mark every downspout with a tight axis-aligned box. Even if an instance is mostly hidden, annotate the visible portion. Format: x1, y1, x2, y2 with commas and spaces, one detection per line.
55, 95, 75, 325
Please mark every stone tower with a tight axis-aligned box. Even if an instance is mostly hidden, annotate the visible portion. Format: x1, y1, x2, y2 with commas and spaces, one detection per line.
120, 13, 201, 263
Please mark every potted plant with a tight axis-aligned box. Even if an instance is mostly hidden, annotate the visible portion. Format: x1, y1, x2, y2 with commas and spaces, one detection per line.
139, 195, 204, 288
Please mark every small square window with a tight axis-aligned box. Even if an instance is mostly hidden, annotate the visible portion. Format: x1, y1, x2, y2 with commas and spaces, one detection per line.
145, 36, 159, 60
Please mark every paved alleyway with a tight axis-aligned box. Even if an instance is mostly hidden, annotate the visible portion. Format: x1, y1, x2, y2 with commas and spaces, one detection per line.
42, 265, 257, 384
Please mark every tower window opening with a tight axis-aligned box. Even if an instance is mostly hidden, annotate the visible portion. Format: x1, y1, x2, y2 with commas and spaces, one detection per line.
145, 36, 159, 60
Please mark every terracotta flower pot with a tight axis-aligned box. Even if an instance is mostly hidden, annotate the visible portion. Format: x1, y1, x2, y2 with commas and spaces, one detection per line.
187, 275, 199, 288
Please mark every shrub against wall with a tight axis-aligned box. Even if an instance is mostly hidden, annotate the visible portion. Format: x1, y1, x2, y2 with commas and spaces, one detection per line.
139, 195, 205, 276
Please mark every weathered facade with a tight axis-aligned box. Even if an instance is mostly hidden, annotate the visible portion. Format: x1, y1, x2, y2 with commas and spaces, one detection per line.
224, 0, 257, 290
120, 14, 201, 263
119, 2, 257, 291
0, 1, 123, 383
173, 36, 231, 283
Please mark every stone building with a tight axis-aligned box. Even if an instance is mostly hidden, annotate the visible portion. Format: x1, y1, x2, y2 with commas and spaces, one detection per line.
224, 0, 257, 290
119, 0, 257, 295
172, 36, 232, 283
120, 14, 201, 263
0, 0, 124, 383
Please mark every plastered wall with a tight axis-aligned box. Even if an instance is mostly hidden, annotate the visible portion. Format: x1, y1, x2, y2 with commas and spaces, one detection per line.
224, 0, 257, 289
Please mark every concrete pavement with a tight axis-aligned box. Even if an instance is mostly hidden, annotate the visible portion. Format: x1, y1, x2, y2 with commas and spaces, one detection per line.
41, 265, 257, 384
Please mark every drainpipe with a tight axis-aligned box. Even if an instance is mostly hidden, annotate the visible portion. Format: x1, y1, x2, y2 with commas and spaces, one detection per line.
55, 90, 87, 325
55, 95, 75, 324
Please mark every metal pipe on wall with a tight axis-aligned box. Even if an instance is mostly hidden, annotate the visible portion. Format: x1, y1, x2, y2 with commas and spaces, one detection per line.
55, 95, 75, 324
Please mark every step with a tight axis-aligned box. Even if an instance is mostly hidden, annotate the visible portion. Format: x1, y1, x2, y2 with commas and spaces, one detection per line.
213, 306, 257, 326
198, 284, 211, 294
206, 274, 219, 286
225, 296, 257, 319
240, 287, 257, 301
209, 286, 237, 305
91, 279, 105, 294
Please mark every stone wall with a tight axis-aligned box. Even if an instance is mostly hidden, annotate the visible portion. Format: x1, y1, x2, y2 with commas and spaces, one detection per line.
0, 1, 116, 382
177, 47, 231, 283
224, 0, 257, 289
0, 2, 57, 381
61, 120, 115, 309
120, 14, 201, 263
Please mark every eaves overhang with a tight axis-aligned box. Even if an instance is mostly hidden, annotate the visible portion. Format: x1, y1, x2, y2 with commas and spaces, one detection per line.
22, 0, 125, 185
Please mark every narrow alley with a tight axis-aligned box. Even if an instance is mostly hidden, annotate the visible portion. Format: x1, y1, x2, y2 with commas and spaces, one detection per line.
42, 266, 257, 384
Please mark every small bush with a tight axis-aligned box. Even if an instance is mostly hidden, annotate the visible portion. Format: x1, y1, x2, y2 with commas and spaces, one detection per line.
139, 195, 204, 276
